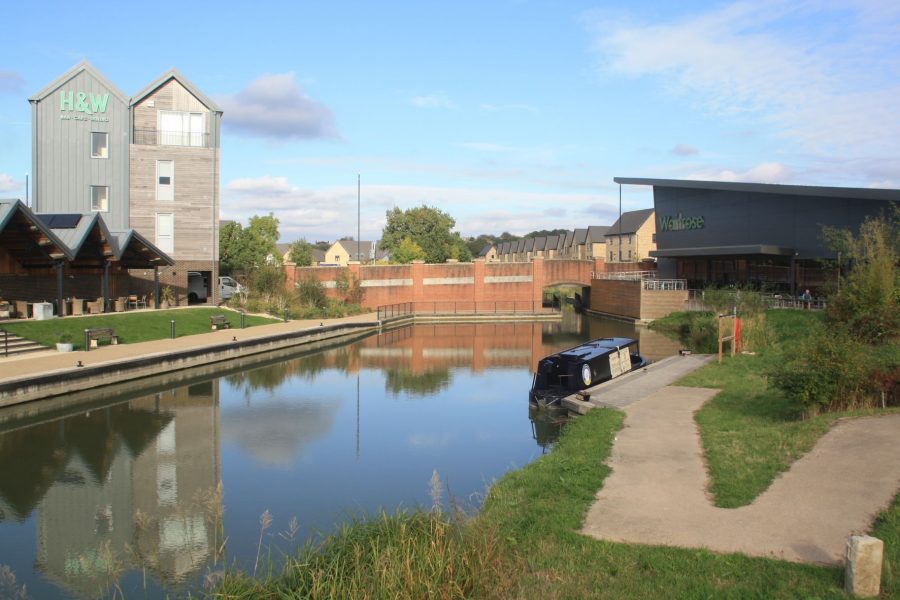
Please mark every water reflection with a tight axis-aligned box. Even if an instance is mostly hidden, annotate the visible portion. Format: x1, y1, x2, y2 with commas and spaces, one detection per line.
0, 312, 676, 599
0, 383, 221, 598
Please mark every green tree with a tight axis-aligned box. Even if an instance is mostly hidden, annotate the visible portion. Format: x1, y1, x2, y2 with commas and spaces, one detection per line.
218, 214, 281, 276
288, 239, 315, 266
219, 221, 244, 276
392, 237, 426, 264
823, 210, 899, 344
381, 205, 472, 263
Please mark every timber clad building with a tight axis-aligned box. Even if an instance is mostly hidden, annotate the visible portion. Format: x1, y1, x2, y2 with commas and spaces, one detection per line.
19, 61, 221, 308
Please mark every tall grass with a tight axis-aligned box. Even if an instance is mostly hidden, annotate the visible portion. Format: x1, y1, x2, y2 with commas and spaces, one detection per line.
208, 510, 512, 600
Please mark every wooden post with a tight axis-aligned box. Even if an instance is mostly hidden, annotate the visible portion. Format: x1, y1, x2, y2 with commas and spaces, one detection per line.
718, 316, 724, 364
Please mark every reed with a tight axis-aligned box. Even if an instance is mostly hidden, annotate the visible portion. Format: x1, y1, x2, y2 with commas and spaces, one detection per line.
208, 510, 512, 600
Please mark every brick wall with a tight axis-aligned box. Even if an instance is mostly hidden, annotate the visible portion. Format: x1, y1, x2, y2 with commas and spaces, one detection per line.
639, 287, 689, 320
285, 258, 602, 310
590, 279, 642, 319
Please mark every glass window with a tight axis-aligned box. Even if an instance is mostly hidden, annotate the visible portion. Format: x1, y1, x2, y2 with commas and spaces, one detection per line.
156, 213, 174, 253
91, 186, 108, 212
159, 111, 204, 146
91, 132, 108, 158
157, 160, 174, 201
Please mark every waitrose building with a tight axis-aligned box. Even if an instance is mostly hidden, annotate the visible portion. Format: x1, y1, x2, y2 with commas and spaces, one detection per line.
614, 177, 898, 294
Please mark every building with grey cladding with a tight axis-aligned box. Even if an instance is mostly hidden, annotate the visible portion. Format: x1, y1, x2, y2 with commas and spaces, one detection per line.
615, 177, 899, 294
25, 60, 221, 306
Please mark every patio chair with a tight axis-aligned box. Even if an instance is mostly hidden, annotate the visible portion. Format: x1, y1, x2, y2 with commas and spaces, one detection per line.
71, 298, 84, 316
114, 297, 126, 312
137, 295, 148, 309
87, 298, 104, 314
127, 295, 139, 310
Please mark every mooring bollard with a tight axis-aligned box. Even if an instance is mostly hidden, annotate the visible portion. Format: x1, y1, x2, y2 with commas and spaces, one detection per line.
240, 310, 245, 329
84, 329, 90, 352
283, 308, 288, 323
170, 320, 175, 339
845, 535, 883, 597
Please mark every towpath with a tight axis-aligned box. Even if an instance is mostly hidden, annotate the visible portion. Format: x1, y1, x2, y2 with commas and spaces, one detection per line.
581, 384, 900, 565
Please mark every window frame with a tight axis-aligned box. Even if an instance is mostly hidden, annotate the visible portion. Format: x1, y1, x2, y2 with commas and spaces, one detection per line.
90, 185, 109, 212
91, 132, 109, 159
156, 160, 174, 201
156, 213, 175, 254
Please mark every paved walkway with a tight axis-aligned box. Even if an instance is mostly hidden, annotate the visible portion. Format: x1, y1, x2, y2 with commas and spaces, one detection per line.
581, 386, 900, 565
0, 311, 380, 385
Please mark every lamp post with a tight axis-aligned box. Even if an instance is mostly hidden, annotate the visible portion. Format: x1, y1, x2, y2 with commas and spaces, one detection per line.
357, 174, 361, 263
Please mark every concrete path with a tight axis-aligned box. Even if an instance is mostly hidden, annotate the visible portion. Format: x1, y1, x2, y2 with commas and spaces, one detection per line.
582, 386, 900, 565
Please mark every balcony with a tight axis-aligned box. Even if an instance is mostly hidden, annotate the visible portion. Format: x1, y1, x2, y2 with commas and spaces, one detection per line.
133, 129, 209, 148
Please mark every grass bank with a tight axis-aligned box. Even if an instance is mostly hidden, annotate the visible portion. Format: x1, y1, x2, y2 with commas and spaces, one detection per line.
209, 309, 898, 598
0, 308, 278, 351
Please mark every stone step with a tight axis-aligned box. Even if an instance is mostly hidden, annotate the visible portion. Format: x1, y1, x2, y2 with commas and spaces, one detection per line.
0, 332, 51, 357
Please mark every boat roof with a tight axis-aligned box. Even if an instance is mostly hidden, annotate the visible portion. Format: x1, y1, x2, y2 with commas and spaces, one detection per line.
552, 337, 638, 361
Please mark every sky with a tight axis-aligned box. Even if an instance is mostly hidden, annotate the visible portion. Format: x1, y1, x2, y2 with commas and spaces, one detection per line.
1, 0, 898, 243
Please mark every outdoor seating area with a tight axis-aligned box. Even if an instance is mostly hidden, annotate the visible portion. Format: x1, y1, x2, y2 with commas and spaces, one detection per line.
0, 295, 155, 320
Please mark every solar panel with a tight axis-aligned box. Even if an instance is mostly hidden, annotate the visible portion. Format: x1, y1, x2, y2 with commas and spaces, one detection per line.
35, 213, 82, 229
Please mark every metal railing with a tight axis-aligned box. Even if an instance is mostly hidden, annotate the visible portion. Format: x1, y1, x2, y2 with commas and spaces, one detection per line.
594, 270, 657, 281
133, 129, 210, 148
377, 301, 556, 320
643, 279, 687, 291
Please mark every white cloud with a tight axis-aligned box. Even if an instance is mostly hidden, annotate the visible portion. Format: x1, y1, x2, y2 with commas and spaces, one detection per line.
588, 1, 900, 183
0, 71, 24, 95
218, 73, 339, 140
223, 176, 622, 241
410, 94, 457, 109
686, 161, 794, 184
0, 174, 23, 194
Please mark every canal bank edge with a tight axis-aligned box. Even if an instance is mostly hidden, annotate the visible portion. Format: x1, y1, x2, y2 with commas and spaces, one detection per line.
0, 311, 562, 408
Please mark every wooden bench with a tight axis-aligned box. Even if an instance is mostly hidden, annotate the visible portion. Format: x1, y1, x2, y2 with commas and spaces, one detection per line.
210, 314, 231, 330
85, 327, 118, 350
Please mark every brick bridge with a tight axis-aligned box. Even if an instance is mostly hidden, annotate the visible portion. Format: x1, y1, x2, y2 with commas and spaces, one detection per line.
286, 258, 611, 310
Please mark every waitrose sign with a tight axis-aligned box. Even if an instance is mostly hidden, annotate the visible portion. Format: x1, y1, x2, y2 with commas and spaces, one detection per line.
659, 213, 705, 232
59, 90, 110, 122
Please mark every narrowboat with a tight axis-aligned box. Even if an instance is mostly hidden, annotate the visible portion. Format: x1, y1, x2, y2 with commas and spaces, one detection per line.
529, 337, 647, 406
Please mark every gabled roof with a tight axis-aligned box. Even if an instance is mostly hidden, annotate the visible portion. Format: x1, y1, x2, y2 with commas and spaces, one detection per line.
533, 237, 547, 251
524, 238, 536, 252
608, 208, 655, 236
478, 243, 495, 257
563, 231, 574, 247
29, 60, 128, 105
45, 213, 100, 256
0, 200, 73, 264
614, 177, 900, 202
587, 226, 610, 243
574, 228, 588, 244
131, 68, 222, 113
546, 235, 559, 249
107, 229, 174, 266
334, 240, 388, 260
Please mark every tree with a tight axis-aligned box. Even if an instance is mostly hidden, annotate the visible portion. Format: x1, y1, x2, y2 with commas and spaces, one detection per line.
392, 237, 427, 264
218, 214, 280, 275
381, 205, 471, 263
823, 210, 899, 344
219, 221, 244, 275
288, 239, 314, 266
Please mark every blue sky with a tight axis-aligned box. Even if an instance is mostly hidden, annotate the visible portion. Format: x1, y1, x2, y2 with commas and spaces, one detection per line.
1, 0, 898, 242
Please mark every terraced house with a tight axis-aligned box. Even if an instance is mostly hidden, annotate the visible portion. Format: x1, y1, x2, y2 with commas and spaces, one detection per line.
21, 61, 222, 308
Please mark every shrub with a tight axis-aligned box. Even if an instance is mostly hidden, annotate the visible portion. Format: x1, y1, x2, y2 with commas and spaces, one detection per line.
769, 325, 888, 414
296, 276, 327, 309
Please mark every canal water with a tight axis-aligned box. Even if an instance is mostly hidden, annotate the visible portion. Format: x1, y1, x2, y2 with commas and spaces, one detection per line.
0, 313, 678, 599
